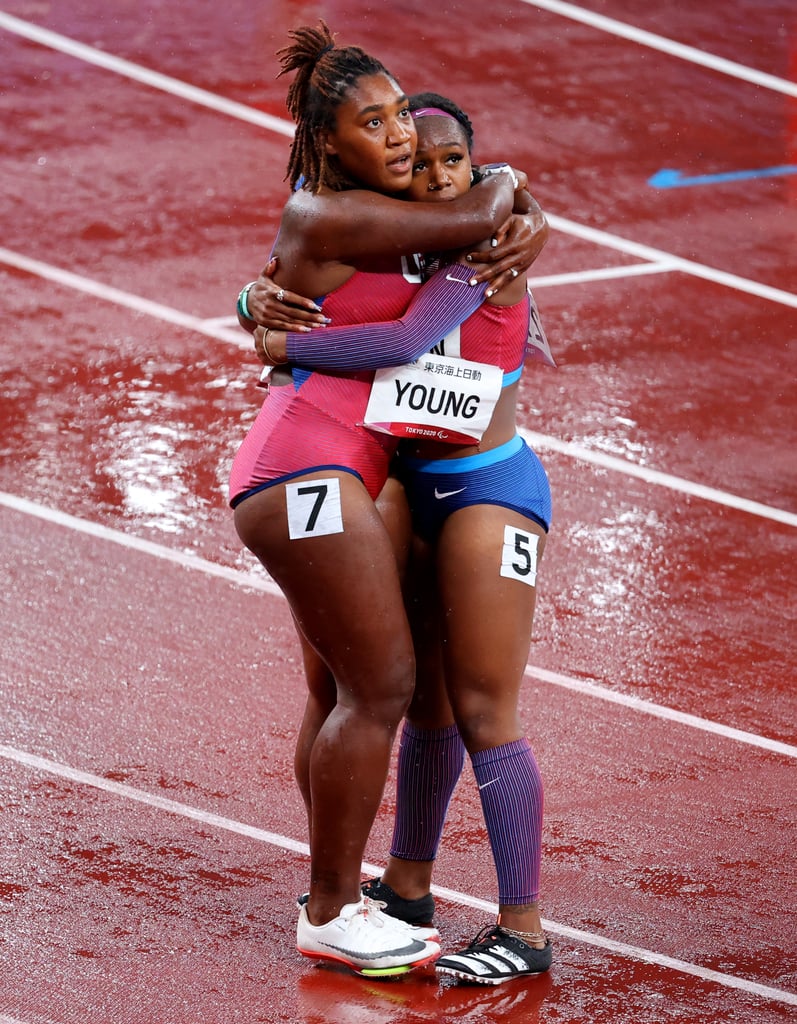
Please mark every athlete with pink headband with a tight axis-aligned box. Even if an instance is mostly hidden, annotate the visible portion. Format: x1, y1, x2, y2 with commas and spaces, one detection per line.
243, 90, 555, 986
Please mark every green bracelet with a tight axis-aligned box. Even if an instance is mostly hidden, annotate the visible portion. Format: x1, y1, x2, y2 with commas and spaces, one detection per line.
237, 281, 257, 321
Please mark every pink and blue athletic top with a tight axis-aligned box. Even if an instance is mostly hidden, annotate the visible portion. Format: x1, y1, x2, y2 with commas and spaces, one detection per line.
228, 259, 488, 506
285, 268, 529, 384
276, 270, 551, 538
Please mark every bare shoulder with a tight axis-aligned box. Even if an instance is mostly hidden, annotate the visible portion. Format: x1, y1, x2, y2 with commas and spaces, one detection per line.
274, 190, 354, 292
280, 187, 408, 267
280, 188, 367, 248
280, 188, 326, 234
284, 186, 396, 228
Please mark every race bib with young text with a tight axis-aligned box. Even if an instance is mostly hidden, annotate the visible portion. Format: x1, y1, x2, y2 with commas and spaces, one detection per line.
363, 353, 503, 444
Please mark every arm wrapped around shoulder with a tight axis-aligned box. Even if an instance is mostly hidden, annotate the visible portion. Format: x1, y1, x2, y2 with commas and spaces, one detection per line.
285, 264, 489, 371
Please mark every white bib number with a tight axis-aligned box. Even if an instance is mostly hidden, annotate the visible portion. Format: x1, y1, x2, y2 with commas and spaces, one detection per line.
500, 526, 538, 586
286, 478, 343, 539
363, 353, 503, 444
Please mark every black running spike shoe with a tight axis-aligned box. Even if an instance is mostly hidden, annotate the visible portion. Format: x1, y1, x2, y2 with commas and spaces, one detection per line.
435, 925, 552, 985
360, 877, 436, 927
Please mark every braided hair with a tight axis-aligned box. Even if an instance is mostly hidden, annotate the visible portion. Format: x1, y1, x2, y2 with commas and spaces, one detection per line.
277, 21, 399, 192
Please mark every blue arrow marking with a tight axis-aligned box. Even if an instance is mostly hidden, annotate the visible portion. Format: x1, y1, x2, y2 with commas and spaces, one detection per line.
649, 165, 797, 188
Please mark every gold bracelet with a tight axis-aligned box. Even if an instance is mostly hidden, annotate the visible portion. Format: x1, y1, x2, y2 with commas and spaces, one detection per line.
262, 329, 279, 365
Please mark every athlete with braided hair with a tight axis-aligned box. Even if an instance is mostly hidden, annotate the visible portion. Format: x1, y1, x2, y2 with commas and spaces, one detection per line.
244, 91, 555, 986
228, 23, 543, 978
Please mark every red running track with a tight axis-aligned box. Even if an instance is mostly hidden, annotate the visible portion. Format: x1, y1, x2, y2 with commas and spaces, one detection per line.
1, 2, 796, 1022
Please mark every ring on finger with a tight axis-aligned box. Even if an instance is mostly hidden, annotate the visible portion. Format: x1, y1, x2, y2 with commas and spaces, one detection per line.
276, 288, 285, 303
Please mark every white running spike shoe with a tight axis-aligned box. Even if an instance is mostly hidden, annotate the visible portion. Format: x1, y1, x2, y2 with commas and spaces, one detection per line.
296, 890, 440, 943
297, 896, 441, 977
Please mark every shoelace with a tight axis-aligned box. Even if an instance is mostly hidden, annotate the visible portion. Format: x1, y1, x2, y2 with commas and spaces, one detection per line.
465, 925, 505, 949
358, 896, 392, 928
466, 924, 546, 952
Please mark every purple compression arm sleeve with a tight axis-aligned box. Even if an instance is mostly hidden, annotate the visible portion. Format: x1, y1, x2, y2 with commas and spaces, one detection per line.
284, 263, 487, 370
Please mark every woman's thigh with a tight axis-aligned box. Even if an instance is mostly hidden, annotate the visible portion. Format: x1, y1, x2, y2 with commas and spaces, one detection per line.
435, 504, 547, 748
234, 469, 415, 707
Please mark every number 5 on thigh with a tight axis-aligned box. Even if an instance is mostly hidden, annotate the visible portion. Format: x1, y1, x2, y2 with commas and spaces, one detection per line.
286, 478, 344, 539
500, 524, 539, 586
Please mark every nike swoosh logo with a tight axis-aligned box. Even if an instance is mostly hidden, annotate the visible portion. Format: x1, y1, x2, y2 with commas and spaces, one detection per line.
320, 937, 426, 958
478, 778, 500, 791
445, 273, 469, 284
434, 487, 466, 500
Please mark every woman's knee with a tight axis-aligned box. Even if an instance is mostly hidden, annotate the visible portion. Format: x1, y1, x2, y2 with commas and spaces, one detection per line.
334, 644, 415, 729
364, 650, 416, 723
450, 686, 519, 752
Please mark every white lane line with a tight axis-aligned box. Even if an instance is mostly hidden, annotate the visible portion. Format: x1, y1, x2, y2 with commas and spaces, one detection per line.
2, 246, 793, 526
1, 15, 796, 311
520, 0, 797, 98
520, 430, 797, 529
0, 12, 294, 136
0, 247, 246, 348
1, 243, 669, 305
1, 8, 793, 1011
0, 490, 282, 599
524, 665, 797, 759
429, 879, 797, 1006
2, 491, 794, 760
201, 315, 242, 329
0, 744, 310, 856
546, 214, 797, 310
1, 744, 794, 1006
527, 260, 677, 288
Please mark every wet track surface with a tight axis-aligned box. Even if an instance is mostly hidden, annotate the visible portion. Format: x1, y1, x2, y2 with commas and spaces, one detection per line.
1, 1, 796, 1021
